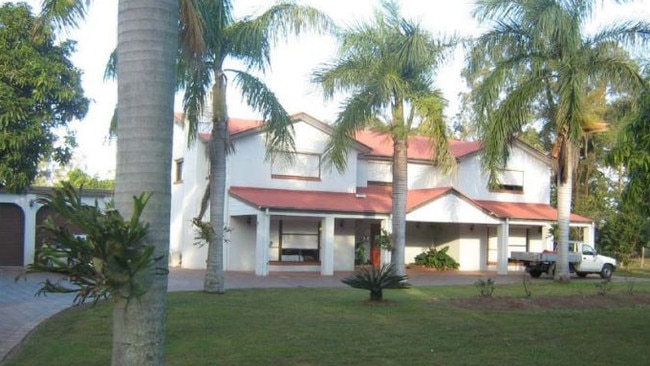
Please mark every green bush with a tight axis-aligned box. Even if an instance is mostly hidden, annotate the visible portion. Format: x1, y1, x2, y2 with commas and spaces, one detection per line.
413, 246, 459, 270
341, 264, 410, 301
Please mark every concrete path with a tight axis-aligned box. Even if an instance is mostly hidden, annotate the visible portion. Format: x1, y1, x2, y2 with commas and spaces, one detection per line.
1, 267, 522, 363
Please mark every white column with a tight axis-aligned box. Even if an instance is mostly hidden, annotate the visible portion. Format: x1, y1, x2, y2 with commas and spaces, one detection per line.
255, 211, 270, 276
496, 219, 509, 275
381, 217, 392, 265
584, 223, 595, 248
21, 195, 37, 266
321, 216, 334, 276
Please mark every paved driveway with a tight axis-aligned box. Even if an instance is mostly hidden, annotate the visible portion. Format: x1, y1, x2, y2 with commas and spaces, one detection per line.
1, 267, 522, 363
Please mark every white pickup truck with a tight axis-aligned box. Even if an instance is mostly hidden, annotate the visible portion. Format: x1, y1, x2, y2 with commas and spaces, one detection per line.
510, 242, 617, 279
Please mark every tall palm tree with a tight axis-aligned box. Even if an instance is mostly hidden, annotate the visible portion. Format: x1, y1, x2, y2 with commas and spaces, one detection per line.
179, 0, 332, 294
466, 0, 649, 281
37, 0, 198, 364
311, 0, 456, 277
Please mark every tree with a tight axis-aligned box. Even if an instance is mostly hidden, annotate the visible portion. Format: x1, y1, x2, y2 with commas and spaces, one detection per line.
37, 0, 187, 364
311, 0, 455, 277
0, 3, 88, 192
58, 167, 115, 190
466, 0, 649, 281
180, 0, 332, 293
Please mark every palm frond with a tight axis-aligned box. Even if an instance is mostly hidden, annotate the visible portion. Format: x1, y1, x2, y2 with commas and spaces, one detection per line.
229, 70, 295, 157
37, 0, 91, 31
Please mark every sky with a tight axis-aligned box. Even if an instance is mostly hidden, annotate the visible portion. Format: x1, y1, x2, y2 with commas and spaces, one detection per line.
4, 0, 650, 179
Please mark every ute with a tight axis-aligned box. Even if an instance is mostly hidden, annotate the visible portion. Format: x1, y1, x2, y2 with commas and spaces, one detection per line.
510, 242, 617, 279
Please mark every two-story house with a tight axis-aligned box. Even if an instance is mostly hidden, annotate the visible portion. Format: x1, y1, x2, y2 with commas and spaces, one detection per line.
170, 112, 593, 276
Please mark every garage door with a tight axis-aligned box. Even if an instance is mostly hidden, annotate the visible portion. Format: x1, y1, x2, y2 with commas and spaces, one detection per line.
0, 203, 25, 266
35, 207, 85, 249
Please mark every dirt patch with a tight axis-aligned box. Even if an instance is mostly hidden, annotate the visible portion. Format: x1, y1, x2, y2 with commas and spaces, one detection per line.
432, 293, 650, 311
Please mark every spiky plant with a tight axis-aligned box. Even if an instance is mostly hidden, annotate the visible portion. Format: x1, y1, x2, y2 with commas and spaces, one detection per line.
341, 264, 410, 301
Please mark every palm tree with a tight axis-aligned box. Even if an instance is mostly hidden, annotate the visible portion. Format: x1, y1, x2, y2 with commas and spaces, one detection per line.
466, 0, 650, 281
179, 0, 332, 293
37, 0, 196, 364
311, 0, 456, 277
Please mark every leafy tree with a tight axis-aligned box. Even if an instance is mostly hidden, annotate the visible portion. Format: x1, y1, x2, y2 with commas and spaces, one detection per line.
466, 0, 649, 281
608, 77, 650, 261
0, 3, 88, 192
312, 0, 455, 277
58, 167, 115, 190
180, 0, 332, 293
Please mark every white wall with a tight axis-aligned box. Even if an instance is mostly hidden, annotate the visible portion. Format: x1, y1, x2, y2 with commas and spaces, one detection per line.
365, 160, 453, 189
227, 216, 256, 271
406, 193, 500, 224
456, 145, 551, 203
228, 120, 358, 193
334, 219, 355, 271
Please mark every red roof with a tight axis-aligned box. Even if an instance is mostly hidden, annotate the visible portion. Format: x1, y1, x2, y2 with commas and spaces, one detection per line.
354, 130, 482, 160
475, 200, 592, 223
229, 185, 590, 223
193, 116, 482, 159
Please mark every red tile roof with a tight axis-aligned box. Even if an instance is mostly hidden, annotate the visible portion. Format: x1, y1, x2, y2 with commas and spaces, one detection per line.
354, 130, 482, 160
229, 186, 591, 223
192, 116, 482, 159
475, 200, 592, 223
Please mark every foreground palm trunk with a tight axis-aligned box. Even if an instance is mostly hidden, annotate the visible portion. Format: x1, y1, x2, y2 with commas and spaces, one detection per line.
554, 145, 573, 282
391, 136, 408, 277
114, 0, 178, 364
204, 76, 228, 293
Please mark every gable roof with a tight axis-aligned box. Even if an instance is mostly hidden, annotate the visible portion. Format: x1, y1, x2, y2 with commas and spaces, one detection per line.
189, 112, 547, 164
229, 185, 590, 223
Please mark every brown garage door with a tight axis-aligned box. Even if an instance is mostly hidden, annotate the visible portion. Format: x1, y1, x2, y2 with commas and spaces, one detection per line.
35, 206, 85, 250
0, 203, 25, 266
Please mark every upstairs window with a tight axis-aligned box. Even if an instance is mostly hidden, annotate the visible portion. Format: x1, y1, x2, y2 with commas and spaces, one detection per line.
491, 169, 524, 193
271, 152, 321, 181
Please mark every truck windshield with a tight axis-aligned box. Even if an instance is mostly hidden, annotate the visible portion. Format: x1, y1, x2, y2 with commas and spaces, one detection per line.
582, 245, 595, 256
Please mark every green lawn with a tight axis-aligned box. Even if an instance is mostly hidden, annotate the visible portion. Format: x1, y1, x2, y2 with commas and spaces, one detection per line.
6, 280, 650, 366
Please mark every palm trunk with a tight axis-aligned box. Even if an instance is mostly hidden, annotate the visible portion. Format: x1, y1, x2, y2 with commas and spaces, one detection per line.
114, 0, 177, 364
554, 144, 573, 282
391, 136, 408, 277
204, 74, 228, 293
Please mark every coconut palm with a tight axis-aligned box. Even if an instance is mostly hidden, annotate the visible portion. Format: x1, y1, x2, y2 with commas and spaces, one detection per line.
179, 0, 332, 293
466, 0, 650, 281
36, 0, 192, 364
311, 0, 456, 277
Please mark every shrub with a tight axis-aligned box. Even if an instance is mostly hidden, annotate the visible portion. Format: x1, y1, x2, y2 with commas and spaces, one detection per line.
341, 264, 410, 301
475, 277, 495, 298
413, 246, 459, 270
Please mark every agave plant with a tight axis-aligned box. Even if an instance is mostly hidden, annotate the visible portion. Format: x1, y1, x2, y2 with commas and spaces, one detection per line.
342, 264, 410, 301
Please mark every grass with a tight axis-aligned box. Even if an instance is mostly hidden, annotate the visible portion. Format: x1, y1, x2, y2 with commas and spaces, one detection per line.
5, 280, 650, 366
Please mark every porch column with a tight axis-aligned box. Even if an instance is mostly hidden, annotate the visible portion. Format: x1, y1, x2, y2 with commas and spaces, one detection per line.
496, 218, 509, 275
255, 211, 270, 276
321, 216, 334, 276
22, 196, 37, 266
584, 223, 595, 248
381, 217, 392, 265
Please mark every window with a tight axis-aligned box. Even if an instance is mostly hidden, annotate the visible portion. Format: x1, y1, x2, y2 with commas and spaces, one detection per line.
271, 152, 321, 181
174, 158, 184, 183
491, 169, 524, 193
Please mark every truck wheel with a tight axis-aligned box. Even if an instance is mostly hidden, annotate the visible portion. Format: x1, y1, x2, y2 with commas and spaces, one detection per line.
576, 272, 587, 278
529, 270, 542, 278
600, 264, 613, 279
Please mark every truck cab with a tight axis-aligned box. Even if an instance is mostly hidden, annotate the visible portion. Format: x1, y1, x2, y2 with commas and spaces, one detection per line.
570, 242, 617, 279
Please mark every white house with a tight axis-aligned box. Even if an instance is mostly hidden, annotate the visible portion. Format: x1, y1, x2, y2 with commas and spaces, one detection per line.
169, 112, 594, 276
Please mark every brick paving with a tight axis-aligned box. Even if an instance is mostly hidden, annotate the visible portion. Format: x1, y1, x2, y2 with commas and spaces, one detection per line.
1, 266, 523, 363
